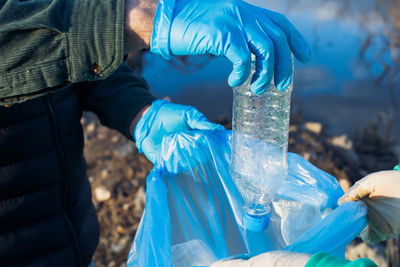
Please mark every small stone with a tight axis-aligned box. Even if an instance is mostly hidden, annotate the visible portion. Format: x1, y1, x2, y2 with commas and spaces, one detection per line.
116, 225, 127, 234
97, 132, 107, 140
131, 178, 139, 187
95, 186, 111, 202
133, 187, 146, 213
329, 135, 353, 150
86, 123, 96, 133
110, 236, 130, 253
88, 176, 94, 183
125, 168, 134, 178
328, 135, 361, 169
114, 143, 134, 157
302, 152, 311, 161
110, 244, 124, 253
289, 125, 298, 132
122, 203, 130, 211
111, 135, 119, 143
101, 169, 109, 179
304, 122, 323, 135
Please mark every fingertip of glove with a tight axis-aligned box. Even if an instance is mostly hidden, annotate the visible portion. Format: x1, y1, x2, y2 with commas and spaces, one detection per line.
296, 44, 312, 63
250, 84, 266, 95
228, 66, 251, 88
274, 71, 293, 92
228, 75, 245, 88
291, 31, 312, 63
250, 73, 271, 95
276, 79, 290, 92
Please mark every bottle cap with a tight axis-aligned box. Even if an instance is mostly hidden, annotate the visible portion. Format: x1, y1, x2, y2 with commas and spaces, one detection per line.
243, 211, 270, 232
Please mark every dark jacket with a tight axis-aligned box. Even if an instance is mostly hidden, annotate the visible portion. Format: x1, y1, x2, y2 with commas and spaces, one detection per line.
0, 0, 128, 106
0, 62, 155, 266
0, 1, 156, 265
0, 86, 96, 266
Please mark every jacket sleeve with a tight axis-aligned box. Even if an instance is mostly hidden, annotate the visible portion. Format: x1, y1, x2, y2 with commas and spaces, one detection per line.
0, 0, 129, 105
77, 61, 156, 139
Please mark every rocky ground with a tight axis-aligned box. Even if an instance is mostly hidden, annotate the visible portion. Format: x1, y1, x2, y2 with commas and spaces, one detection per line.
82, 111, 399, 267
81, 112, 151, 267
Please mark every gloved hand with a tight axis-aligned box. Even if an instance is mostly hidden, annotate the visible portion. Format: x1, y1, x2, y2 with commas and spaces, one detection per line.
338, 169, 400, 243
134, 100, 224, 163
210, 251, 311, 267
151, 0, 311, 94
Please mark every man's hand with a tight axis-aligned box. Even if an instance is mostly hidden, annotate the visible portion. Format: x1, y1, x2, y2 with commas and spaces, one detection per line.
338, 170, 400, 243
150, 0, 311, 94
132, 100, 224, 163
124, 0, 159, 52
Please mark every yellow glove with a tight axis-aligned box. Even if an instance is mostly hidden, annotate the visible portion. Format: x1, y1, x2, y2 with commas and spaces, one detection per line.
338, 169, 400, 243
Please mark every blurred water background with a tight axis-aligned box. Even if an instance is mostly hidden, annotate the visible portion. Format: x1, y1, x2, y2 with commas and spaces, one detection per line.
139, 0, 400, 143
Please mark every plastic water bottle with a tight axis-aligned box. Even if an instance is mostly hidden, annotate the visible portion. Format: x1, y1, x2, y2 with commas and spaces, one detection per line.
230, 62, 292, 232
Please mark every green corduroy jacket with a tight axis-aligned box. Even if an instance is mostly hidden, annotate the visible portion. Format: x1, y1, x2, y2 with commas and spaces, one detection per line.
0, 0, 155, 137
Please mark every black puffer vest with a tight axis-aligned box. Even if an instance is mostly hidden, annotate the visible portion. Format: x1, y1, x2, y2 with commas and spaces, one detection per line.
0, 86, 99, 266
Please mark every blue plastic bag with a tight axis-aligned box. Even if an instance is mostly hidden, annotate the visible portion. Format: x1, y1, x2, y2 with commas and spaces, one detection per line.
127, 130, 367, 267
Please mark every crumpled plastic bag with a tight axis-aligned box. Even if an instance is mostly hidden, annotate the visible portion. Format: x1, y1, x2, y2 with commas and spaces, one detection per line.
127, 130, 368, 267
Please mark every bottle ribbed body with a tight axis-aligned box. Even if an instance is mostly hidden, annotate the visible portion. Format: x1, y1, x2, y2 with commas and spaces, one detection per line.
231, 65, 292, 220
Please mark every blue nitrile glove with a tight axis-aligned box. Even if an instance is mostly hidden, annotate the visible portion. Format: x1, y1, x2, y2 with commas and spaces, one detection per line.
150, 0, 311, 94
134, 100, 224, 163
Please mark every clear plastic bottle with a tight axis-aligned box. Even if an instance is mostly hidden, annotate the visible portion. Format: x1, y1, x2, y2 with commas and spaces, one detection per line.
230, 62, 292, 232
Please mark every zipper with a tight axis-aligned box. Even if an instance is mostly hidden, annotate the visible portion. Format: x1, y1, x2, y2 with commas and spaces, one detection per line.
44, 94, 84, 267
